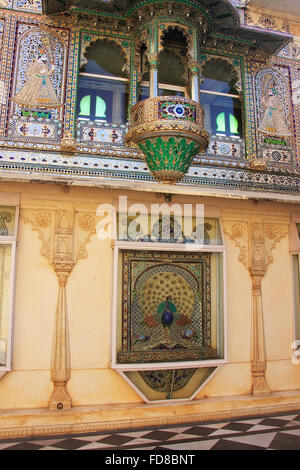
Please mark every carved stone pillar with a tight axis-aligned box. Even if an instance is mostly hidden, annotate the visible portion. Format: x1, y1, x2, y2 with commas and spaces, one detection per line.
224, 219, 288, 396
49, 268, 72, 410
248, 222, 269, 394
23, 207, 96, 410
250, 273, 269, 394
48, 210, 75, 409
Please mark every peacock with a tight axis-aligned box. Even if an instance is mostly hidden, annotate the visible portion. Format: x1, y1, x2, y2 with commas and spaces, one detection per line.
133, 334, 151, 346
141, 296, 192, 333
181, 329, 198, 340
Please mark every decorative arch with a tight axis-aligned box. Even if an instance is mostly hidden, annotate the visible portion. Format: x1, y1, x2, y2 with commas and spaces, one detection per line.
80, 35, 130, 74
158, 22, 195, 59
199, 55, 242, 94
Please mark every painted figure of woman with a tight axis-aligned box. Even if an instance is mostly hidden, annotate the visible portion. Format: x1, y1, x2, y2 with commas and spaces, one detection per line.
258, 87, 292, 137
13, 50, 61, 109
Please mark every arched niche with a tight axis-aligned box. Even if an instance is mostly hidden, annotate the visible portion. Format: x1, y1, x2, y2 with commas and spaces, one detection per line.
158, 26, 189, 89
136, 23, 198, 101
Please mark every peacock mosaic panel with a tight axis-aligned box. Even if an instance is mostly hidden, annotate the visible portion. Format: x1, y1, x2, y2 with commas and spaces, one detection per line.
118, 250, 221, 364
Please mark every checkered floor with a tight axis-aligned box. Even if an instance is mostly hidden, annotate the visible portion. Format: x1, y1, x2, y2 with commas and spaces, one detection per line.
1, 411, 300, 450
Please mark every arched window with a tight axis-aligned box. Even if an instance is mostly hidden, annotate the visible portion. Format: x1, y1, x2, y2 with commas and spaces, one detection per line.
79, 95, 91, 117
215, 111, 239, 135
78, 39, 129, 124
138, 28, 188, 101
79, 94, 107, 119
200, 58, 243, 138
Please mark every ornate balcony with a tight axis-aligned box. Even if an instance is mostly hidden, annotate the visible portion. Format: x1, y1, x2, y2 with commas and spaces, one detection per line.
125, 96, 210, 184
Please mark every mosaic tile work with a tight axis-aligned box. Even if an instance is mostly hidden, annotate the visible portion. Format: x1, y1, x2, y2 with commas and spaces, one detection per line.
77, 121, 128, 147
7, 23, 68, 141
1, 411, 300, 450
0, 0, 42, 12
207, 136, 244, 160
119, 250, 213, 364
0, 2, 297, 180
0, 148, 298, 193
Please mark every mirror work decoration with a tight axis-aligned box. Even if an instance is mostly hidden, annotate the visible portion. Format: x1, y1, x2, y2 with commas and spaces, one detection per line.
8, 24, 68, 142
255, 67, 294, 164
124, 367, 217, 401
0, 0, 297, 192
126, 96, 209, 184
118, 249, 217, 364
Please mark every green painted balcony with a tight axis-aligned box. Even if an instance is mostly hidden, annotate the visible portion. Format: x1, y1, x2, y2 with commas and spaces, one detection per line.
126, 96, 210, 184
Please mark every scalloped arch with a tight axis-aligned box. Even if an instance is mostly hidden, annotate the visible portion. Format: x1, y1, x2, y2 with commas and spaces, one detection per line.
199, 55, 242, 94
80, 36, 130, 74
158, 22, 194, 58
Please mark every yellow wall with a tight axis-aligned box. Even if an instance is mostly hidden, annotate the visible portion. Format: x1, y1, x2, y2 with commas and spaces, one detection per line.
0, 181, 299, 411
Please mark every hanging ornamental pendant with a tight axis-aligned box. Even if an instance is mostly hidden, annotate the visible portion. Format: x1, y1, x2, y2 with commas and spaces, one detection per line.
125, 96, 209, 184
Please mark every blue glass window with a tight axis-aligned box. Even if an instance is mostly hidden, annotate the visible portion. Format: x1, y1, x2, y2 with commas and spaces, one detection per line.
77, 76, 128, 124
78, 39, 129, 124
200, 93, 242, 137
200, 59, 243, 138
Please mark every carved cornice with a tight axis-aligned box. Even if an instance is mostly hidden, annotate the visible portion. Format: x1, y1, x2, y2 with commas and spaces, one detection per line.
224, 219, 288, 275
21, 207, 97, 269
223, 221, 248, 269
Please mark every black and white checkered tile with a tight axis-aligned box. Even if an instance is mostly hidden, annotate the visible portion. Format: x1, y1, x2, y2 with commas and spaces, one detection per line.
1, 412, 300, 450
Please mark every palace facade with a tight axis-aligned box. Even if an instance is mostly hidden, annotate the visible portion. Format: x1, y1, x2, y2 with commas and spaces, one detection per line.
0, 0, 300, 438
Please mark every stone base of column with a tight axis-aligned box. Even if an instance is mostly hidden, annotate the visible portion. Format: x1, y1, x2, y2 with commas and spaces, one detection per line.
251, 374, 270, 395
49, 383, 72, 410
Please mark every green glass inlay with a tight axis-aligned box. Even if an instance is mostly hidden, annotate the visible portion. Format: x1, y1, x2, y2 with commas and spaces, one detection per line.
79, 95, 91, 116
216, 112, 226, 133
264, 137, 287, 146
95, 96, 107, 118
137, 136, 201, 174
229, 114, 239, 134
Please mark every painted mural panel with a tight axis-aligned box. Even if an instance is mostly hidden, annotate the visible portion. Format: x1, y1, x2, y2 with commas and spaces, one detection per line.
255, 67, 294, 164
8, 23, 68, 141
